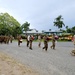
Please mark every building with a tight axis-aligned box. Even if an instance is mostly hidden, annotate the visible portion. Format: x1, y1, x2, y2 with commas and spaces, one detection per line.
43, 30, 62, 35
23, 29, 43, 35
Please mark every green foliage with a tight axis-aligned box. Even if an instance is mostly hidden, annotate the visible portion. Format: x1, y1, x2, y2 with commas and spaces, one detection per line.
71, 26, 75, 34
66, 28, 71, 33
21, 21, 30, 32
54, 15, 65, 28
0, 12, 22, 37
65, 26, 75, 34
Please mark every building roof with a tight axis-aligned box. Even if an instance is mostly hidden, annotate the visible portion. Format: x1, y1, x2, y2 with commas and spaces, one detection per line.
23, 29, 42, 34
44, 30, 62, 33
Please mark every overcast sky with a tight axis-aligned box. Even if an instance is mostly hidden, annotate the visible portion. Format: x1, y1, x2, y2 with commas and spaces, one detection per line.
0, 0, 75, 31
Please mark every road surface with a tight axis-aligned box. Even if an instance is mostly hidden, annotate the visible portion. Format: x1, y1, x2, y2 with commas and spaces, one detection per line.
0, 41, 75, 75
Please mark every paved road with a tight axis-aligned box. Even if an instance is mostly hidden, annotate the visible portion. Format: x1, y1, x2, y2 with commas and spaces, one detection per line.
0, 41, 75, 75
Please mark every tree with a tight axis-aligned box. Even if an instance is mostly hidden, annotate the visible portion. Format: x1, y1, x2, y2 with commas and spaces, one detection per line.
71, 26, 75, 34
66, 28, 71, 33
0, 13, 22, 37
65, 26, 75, 34
12, 26, 22, 38
54, 15, 65, 29
21, 21, 30, 32
66, 26, 68, 29
65, 26, 72, 33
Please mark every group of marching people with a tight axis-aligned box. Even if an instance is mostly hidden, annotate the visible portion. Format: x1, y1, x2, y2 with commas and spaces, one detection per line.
0, 35, 13, 44
17, 35, 34, 50
17, 34, 56, 51
1, 34, 74, 55
42, 34, 56, 51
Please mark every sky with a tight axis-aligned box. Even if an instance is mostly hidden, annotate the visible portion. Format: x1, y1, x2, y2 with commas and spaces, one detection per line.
0, 0, 75, 31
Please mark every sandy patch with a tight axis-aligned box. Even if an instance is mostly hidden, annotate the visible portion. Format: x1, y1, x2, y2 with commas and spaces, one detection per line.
0, 52, 39, 75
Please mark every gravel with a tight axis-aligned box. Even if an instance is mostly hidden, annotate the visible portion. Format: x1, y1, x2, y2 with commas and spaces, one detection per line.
0, 41, 75, 75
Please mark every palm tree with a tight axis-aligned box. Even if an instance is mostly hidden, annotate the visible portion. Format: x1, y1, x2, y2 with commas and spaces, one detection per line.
54, 15, 65, 29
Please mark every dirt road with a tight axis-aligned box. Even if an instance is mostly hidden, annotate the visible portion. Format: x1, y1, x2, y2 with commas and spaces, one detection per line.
0, 41, 75, 75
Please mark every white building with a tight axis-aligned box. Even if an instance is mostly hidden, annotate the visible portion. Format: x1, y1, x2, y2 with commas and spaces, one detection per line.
23, 29, 43, 35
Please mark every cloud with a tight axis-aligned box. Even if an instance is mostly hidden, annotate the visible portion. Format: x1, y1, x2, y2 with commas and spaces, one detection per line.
0, 0, 75, 30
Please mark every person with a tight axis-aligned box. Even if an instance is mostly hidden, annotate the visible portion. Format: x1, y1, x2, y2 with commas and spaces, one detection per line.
50, 34, 56, 49
26, 35, 30, 47
38, 35, 41, 47
73, 35, 75, 48
42, 35, 48, 51
29, 35, 33, 50
71, 50, 75, 56
71, 35, 75, 55
10, 35, 13, 43
17, 35, 22, 47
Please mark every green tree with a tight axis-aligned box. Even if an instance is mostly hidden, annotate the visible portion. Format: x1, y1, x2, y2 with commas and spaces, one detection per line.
0, 13, 22, 37
21, 21, 30, 32
66, 28, 71, 33
71, 26, 75, 34
66, 26, 68, 29
54, 15, 65, 29
65, 26, 75, 34
12, 26, 22, 38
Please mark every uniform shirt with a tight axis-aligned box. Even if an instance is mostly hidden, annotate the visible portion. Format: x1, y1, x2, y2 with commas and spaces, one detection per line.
38, 36, 41, 40
27, 35, 30, 41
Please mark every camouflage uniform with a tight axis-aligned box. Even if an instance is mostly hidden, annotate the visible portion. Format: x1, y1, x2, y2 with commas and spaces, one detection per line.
43, 35, 48, 51
29, 35, 33, 50
0, 36, 9, 44
17, 36, 22, 46
38, 35, 41, 47
10, 35, 13, 43
51, 34, 55, 49
26, 35, 30, 47
71, 50, 75, 55
6, 36, 10, 44
71, 35, 75, 55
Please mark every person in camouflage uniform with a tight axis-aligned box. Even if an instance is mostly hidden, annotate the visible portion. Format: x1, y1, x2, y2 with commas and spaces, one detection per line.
17, 35, 22, 47
26, 35, 30, 47
50, 34, 56, 49
42, 35, 48, 51
71, 35, 75, 56
0, 36, 9, 44
10, 35, 13, 43
38, 35, 41, 47
29, 35, 33, 50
